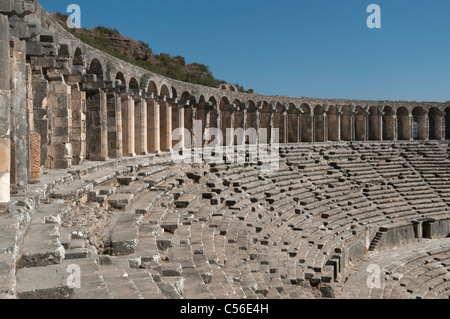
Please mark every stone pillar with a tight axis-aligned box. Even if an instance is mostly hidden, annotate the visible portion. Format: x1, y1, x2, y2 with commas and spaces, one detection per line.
424, 115, 429, 140
0, 14, 10, 211
31, 68, 49, 171
10, 38, 28, 195
378, 107, 384, 141
410, 115, 414, 141
351, 113, 355, 142
323, 114, 328, 142
282, 111, 288, 143
121, 94, 136, 157
172, 103, 185, 148
106, 92, 122, 158
311, 115, 315, 143
147, 98, 160, 153
135, 96, 148, 155
441, 113, 446, 141
69, 85, 86, 164
30, 133, 40, 180
46, 75, 73, 168
100, 90, 109, 160
297, 112, 302, 143
393, 115, 398, 141
159, 99, 172, 152
336, 108, 342, 142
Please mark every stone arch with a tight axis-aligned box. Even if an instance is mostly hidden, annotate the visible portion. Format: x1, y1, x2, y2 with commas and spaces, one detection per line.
301, 103, 312, 142
115, 72, 126, 86
412, 107, 427, 140
397, 107, 410, 140
147, 80, 159, 96
314, 105, 326, 142
129, 78, 139, 90
87, 58, 104, 79
382, 106, 395, 140
206, 96, 219, 146
428, 107, 442, 140
172, 86, 178, 99
160, 83, 171, 98
73, 47, 84, 66
220, 97, 232, 146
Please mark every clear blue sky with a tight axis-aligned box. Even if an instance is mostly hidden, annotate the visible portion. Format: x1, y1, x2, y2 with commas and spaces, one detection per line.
38, 0, 450, 102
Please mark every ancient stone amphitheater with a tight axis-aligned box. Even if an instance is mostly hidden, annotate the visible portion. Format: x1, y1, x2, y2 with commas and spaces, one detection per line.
0, 0, 449, 300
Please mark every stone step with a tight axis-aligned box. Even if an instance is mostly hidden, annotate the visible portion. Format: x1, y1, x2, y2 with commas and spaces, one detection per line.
16, 264, 74, 299
17, 224, 65, 268
51, 180, 94, 201
108, 193, 134, 209
110, 211, 142, 255
32, 203, 70, 225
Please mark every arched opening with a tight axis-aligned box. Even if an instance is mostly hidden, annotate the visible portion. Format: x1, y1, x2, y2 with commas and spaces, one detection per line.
314, 105, 325, 142
129, 78, 139, 90
397, 107, 410, 140
115, 72, 126, 86
259, 101, 273, 145
148, 80, 158, 96
220, 97, 232, 146
368, 106, 379, 141
341, 105, 353, 141
412, 107, 426, 140
382, 106, 395, 140
301, 104, 312, 142
172, 86, 178, 99
73, 47, 84, 66
160, 84, 170, 98
246, 101, 257, 145
87, 58, 103, 80
327, 105, 339, 142
287, 104, 299, 143
272, 103, 285, 144
354, 106, 366, 141
428, 107, 442, 140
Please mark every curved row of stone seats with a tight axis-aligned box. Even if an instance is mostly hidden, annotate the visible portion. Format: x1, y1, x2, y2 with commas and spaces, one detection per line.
400, 142, 450, 204
334, 238, 450, 299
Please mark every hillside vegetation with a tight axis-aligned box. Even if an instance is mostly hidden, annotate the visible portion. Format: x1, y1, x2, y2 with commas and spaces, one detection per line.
53, 12, 253, 92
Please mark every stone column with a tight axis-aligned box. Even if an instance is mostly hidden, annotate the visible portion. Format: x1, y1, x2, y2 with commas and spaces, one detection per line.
311, 114, 315, 143
106, 92, 123, 158
297, 111, 302, 143
46, 75, 73, 167
135, 96, 148, 155
393, 115, 398, 141
0, 14, 10, 211
172, 103, 185, 148
323, 114, 328, 142
10, 38, 28, 195
121, 93, 136, 157
147, 97, 160, 153
69, 85, 86, 164
159, 99, 172, 152
424, 115, 429, 141
100, 90, 109, 160
336, 106, 342, 142
409, 115, 414, 140
441, 113, 446, 141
